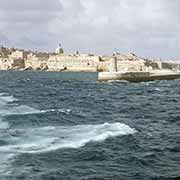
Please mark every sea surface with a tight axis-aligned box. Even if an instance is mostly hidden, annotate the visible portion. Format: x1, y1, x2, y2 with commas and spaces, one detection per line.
0, 71, 180, 180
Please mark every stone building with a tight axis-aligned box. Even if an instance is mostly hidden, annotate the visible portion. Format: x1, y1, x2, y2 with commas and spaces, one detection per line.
47, 54, 99, 72
0, 46, 180, 72
162, 61, 180, 71
0, 49, 27, 70
25, 53, 49, 70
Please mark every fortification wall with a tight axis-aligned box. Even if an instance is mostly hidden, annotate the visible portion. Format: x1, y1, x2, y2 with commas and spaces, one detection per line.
47, 55, 99, 72
162, 62, 180, 70
97, 59, 147, 72
0, 48, 180, 72
0, 58, 13, 70
25, 54, 48, 70
117, 60, 146, 71
97, 61, 109, 72
0, 58, 25, 70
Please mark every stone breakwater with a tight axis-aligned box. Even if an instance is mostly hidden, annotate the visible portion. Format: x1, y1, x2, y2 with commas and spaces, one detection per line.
0, 47, 180, 72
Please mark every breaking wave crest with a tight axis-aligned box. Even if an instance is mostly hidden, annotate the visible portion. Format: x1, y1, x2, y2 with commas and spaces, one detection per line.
0, 93, 71, 122
0, 105, 42, 116
0, 93, 136, 176
0, 94, 42, 130
0, 93, 136, 154
0, 94, 15, 129
0, 122, 136, 154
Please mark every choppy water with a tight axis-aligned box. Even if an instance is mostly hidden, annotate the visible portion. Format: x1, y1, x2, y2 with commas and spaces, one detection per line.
0, 71, 180, 180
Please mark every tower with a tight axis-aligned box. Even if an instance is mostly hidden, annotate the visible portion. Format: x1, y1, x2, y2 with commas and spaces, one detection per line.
109, 57, 118, 72
55, 43, 64, 54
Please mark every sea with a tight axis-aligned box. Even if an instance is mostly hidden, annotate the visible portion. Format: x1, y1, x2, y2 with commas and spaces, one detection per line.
0, 71, 180, 180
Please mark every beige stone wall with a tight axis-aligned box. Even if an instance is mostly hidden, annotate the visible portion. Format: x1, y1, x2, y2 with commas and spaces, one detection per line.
117, 60, 146, 71
0, 50, 27, 70
0, 58, 14, 70
97, 61, 109, 72
1, 49, 179, 73
23, 54, 100, 72
25, 54, 48, 70
0, 58, 25, 70
13, 59, 25, 69
47, 54, 99, 72
97, 59, 146, 72
9, 50, 28, 59
162, 61, 180, 70
144, 60, 162, 70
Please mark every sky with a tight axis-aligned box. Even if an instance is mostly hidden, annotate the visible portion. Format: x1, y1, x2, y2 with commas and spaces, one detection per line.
0, 0, 180, 59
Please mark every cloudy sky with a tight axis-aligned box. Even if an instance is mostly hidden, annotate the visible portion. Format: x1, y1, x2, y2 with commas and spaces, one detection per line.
0, 0, 180, 59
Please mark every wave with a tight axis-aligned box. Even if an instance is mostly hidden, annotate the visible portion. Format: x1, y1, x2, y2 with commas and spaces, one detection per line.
107, 80, 129, 83
0, 106, 72, 117
0, 93, 136, 175
0, 153, 14, 175
0, 93, 71, 116
0, 120, 9, 130
154, 88, 162, 92
1, 105, 72, 117
0, 105, 41, 116
0, 93, 42, 130
40, 108, 72, 114
0, 94, 17, 107
0, 122, 136, 154
0, 94, 14, 129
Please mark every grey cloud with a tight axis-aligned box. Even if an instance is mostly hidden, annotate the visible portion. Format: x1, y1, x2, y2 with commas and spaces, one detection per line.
0, 0, 62, 24
0, 0, 180, 59
0, 0, 62, 12
0, 0, 63, 50
1, 11, 58, 24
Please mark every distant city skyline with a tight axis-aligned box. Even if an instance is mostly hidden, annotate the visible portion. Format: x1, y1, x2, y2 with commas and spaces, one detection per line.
0, 0, 180, 59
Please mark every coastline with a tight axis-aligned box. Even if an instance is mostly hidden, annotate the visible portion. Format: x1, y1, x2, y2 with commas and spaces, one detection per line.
1, 46, 180, 81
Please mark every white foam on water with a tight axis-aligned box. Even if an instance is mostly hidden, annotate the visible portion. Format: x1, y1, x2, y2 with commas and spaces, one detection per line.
0, 92, 61, 130
0, 153, 15, 176
0, 105, 72, 117
0, 122, 136, 154
0, 93, 73, 131
40, 108, 72, 114
0, 93, 16, 102
0, 118, 9, 130
0, 93, 73, 175
107, 80, 129, 83
154, 88, 162, 92
0, 93, 53, 118
0, 94, 16, 107
0, 93, 43, 131
0, 94, 15, 129
0, 105, 42, 116
0, 93, 43, 175
0, 93, 136, 175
